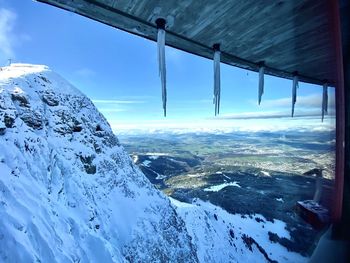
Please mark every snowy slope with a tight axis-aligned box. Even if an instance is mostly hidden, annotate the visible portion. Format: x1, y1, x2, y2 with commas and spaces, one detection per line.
0, 64, 197, 263
170, 198, 308, 263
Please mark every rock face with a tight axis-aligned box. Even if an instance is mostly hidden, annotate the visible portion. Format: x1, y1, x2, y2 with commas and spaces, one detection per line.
0, 64, 197, 262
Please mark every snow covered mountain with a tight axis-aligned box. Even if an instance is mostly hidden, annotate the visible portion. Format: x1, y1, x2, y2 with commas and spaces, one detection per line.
0, 64, 197, 262
0, 64, 308, 263
171, 198, 307, 263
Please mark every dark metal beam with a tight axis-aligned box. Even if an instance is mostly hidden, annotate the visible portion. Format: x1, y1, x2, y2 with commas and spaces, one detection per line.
331, 0, 345, 225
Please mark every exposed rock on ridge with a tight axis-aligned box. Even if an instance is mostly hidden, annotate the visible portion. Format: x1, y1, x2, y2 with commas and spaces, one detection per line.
0, 64, 197, 263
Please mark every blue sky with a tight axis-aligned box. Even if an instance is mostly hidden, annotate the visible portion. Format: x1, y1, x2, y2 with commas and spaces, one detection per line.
0, 0, 336, 133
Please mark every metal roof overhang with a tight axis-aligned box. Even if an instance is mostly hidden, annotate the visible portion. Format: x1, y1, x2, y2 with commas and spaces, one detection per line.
37, 0, 337, 87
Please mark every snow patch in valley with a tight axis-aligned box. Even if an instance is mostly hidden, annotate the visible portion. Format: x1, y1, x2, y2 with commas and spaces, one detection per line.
145, 152, 169, 157
204, 182, 241, 192
187, 172, 206, 178
142, 160, 151, 167
260, 171, 271, 177
222, 174, 231, 180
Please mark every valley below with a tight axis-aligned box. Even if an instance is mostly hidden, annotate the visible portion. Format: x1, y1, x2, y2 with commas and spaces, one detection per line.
119, 130, 336, 257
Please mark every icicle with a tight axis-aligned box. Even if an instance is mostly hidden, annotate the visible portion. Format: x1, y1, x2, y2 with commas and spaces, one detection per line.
213, 44, 221, 116
258, 65, 264, 105
156, 18, 167, 117
291, 74, 299, 117
322, 83, 328, 122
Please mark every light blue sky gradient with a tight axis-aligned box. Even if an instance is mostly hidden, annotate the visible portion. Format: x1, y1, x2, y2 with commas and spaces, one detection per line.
0, 0, 336, 133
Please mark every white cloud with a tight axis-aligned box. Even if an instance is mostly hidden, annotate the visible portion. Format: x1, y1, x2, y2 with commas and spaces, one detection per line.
215, 108, 335, 120
75, 68, 96, 78
92, 99, 146, 104
216, 110, 291, 120
92, 99, 146, 114
110, 115, 336, 135
0, 8, 16, 64
97, 108, 128, 114
256, 93, 335, 109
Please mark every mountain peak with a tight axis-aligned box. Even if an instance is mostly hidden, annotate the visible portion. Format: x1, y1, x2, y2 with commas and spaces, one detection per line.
1, 63, 83, 97
1, 63, 49, 78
